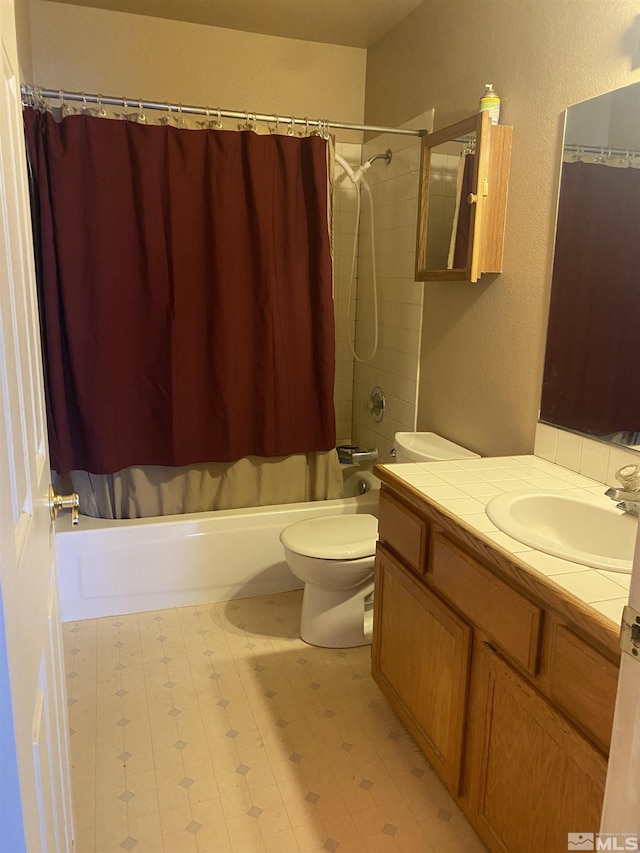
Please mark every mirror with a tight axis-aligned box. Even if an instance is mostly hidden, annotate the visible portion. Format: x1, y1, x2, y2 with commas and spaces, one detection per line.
422, 134, 477, 271
539, 82, 640, 451
416, 113, 484, 282
415, 112, 512, 283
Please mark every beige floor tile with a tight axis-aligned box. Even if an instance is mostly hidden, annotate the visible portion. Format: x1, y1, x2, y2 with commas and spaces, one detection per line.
262, 827, 301, 852
291, 819, 327, 851
93, 815, 129, 852
65, 592, 487, 853
195, 821, 232, 852
123, 788, 160, 819
157, 784, 191, 812
159, 804, 194, 836
183, 775, 218, 809
161, 829, 199, 851
223, 814, 264, 845
126, 838, 164, 853
73, 821, 95, 853
393, 822, 434, 852
127, 810, 163, 841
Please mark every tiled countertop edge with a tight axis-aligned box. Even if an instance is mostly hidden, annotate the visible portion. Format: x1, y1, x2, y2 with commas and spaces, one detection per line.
376, 455, 629, 638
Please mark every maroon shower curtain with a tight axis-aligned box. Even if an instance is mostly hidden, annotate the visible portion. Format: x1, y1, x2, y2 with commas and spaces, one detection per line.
24, 108, 336, 475
452, 152, 474, 269
540, 160, 640, 436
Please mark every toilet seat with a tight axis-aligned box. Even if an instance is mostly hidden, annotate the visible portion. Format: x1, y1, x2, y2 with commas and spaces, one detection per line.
279, 514, 378, 560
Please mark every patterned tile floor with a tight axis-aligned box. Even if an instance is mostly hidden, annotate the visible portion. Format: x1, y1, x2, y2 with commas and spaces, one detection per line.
64, 590, 488, 853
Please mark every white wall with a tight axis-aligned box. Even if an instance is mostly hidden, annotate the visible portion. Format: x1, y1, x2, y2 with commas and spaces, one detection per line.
29, 2, 367, 129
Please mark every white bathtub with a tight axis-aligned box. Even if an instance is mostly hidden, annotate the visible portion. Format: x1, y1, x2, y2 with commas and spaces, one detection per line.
55, 473, 379, 622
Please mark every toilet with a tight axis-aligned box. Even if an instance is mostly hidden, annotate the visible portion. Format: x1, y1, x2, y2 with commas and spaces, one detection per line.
280, 513, 378, 648
281, 433, 478, 649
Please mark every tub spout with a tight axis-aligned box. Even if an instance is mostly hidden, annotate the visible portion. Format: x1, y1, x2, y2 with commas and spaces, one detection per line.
337, 446, 378, 465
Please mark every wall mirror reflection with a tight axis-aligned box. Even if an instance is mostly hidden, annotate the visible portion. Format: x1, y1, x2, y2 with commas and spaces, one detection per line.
416, 113, 484, 282
540, 82, 640, 451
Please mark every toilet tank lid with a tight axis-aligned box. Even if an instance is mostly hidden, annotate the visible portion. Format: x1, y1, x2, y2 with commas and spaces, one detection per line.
280, 514, 378, 560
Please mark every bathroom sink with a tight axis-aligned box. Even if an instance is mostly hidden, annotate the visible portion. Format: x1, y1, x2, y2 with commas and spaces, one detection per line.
485, 490, 637, 573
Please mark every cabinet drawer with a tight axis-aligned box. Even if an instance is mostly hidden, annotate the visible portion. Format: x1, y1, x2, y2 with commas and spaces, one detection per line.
548, 625, 618, 750
430, 533, 541, 673
377, 488, 428, 575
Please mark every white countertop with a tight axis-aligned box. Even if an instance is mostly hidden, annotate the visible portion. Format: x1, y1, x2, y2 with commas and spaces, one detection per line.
380, 454, 632, 628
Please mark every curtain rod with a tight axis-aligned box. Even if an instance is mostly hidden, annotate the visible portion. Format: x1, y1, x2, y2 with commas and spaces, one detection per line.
564, 143, 640, 158
21, 86, 428, 138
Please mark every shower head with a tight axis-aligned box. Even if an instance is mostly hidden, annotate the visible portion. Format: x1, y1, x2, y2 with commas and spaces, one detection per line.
352, 148, 392, 183
366, 149, 393, 167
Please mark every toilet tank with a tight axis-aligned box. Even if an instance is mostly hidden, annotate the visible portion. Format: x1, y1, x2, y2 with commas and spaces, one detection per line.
393, 432, 480, 463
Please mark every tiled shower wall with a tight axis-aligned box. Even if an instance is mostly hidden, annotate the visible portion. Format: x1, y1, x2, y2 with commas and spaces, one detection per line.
349, 110, 434, 462
333, 141, 363, 446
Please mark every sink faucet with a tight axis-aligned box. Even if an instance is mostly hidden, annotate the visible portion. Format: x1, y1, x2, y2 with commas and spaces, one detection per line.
605, 464, 640, 516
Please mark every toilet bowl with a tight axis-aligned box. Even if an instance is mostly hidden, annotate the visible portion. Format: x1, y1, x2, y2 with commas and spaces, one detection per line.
280, 514, 378, 648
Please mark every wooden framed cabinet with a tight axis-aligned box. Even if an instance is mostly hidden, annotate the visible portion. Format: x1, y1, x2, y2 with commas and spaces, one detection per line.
372, 477, 620, 853
373, 546, 472, 794
466, 641, 607, 853
415, 111, 512, 282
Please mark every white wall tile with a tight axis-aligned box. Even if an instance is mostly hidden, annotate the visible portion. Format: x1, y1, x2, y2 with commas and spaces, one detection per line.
555, 429, 582, 471
534, 423, 640, 487
578, 438, 611, 484
534, 422, 558, 462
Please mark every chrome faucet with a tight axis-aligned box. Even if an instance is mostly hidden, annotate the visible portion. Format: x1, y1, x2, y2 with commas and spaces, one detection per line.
605, 464, 640, 516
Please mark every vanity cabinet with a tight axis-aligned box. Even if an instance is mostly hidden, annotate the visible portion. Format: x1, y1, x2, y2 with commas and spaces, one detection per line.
466, 641, 607, 853
373, 546, 471, 794
373, 478, 620, 853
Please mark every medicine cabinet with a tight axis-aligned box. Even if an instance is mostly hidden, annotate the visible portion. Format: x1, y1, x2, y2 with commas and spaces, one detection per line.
415, 111, 512, 282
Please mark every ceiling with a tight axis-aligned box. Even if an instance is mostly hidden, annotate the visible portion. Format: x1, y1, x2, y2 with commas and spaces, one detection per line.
45, 0, 425, 48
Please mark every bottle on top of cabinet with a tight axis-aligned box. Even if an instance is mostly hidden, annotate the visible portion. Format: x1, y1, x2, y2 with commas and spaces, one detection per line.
479, 83, 500, 124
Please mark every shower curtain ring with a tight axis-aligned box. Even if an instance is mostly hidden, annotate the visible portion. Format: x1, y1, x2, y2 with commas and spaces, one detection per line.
216, 109, 223, 129
138, 99, 146, 123
304, 117, 310, 137
97, 94, 107, 117
288, 116, 295, 136
59, 89, 68, 117
81, 92, 88, 113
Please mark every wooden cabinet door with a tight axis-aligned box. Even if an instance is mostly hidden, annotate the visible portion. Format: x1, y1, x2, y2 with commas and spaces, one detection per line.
372, 545, 472, 794
466, 642, 607, 853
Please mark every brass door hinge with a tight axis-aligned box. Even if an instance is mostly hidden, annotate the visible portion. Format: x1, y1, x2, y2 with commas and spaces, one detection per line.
620, 605, 640, 660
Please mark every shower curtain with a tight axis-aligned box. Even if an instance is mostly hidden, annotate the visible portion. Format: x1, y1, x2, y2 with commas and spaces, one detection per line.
541, 159, 640, 435
25, 106, 341, 517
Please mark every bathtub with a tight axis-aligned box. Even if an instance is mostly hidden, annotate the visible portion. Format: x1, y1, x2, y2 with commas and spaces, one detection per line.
55, 470, 379, 622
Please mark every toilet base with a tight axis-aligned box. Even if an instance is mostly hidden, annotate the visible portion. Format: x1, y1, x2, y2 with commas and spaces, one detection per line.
299, 579, 374, 648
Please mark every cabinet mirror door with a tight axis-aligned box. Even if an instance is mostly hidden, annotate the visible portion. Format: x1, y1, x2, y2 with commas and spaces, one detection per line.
415, 112, 489, 282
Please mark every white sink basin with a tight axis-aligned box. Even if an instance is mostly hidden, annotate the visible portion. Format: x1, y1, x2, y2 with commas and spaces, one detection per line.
485, 490, 637, 574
